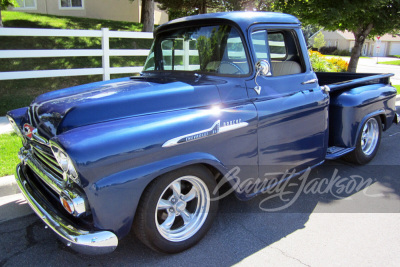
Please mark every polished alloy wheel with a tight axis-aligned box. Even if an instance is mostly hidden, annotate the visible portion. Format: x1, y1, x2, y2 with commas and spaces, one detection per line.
360, 118, 379, 156
155, 176, 210, 242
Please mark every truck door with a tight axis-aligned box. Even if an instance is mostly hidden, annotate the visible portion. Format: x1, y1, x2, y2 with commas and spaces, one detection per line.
246, 26, 329, 183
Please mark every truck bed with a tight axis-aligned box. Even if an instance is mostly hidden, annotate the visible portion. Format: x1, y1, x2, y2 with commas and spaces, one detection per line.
316, 72, 394, 93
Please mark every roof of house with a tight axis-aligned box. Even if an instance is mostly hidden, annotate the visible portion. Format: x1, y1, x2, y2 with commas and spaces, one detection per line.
333, 30, 400, 42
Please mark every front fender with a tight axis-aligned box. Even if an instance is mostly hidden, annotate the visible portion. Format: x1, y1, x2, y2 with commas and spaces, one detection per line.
87, 152, 228, 238
52, 103, 258, 238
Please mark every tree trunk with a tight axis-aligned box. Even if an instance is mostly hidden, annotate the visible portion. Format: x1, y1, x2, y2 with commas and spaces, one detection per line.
0, 8, 3, 28
140, 0, 146, 24
347, 24, 373, 72
199, 0, 207, 14
141, 0, 154, 32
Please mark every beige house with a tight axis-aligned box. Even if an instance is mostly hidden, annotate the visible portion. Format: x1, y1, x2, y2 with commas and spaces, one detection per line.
11, 0, 169, 25
310, 30, 400, 57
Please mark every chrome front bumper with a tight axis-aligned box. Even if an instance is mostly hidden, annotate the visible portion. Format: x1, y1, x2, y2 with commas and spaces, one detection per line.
15, 164, 118, 255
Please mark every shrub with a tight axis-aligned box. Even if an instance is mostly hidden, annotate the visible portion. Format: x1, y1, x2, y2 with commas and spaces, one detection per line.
309, 50, 348, 72
319, 46, 337, 55
332, 49, 351, 57
313, 32, 326, 50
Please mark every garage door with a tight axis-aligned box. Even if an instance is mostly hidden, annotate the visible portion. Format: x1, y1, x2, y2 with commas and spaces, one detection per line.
389, 43, 400, 56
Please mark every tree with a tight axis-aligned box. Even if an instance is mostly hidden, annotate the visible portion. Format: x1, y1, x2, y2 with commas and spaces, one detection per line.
141, 0, 154, 32
156, 0, 277, 20
129, 0, 154, 32
313, 31, 325, 50
0, 0, 18, 27
275, 0, 400, 72
302, 24, 322, 46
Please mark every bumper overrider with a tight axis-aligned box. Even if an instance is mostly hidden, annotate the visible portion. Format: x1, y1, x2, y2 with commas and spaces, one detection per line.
15, 163, 118, 255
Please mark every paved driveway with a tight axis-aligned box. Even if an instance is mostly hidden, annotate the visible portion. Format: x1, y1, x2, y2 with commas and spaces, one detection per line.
357, 57, 400, 85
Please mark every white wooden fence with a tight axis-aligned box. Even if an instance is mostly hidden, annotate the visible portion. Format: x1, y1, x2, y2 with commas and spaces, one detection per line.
0, 28, 153, 81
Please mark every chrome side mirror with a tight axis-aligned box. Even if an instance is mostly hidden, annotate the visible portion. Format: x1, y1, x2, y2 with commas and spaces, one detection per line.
256, 60, 271, 76
254, 60, 271, 95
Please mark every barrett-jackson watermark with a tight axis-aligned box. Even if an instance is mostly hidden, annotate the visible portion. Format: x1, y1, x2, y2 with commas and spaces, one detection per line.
211, 167, 384, 212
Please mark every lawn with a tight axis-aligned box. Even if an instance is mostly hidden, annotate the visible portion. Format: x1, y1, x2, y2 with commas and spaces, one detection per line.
0, 11, 150, 116
0, 133, 21, 177
394, 85, 400, 94
377, 60, 400, 65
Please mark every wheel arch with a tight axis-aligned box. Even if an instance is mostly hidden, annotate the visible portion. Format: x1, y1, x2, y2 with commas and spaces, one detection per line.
88, 152, 228, 239
353, 110, 385, 148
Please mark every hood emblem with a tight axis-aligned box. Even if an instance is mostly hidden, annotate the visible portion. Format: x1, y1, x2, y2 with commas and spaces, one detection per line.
23, 123, 35, 139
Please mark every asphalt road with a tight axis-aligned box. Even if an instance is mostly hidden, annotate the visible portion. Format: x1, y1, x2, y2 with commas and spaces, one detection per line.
1, 105, 399, 267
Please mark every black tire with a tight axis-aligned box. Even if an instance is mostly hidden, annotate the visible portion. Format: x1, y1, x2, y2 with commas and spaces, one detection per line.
343, 116, 382, 165
133, 165, 218, 253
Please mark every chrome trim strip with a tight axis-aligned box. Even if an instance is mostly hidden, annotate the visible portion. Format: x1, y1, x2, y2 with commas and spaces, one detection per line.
219, 122, 249, 133
21, 150, 65, 194
162, 120, 249, 147
15, 165, 118, 255
32, 146, 63, 176
32, 129, 49, 145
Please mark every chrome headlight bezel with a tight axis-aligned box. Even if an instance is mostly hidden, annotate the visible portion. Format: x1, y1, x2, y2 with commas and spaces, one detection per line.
50, 144, 80, 184
7, 115, 26, 143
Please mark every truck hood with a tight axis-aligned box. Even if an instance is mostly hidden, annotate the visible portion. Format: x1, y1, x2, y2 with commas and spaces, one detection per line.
30, 76, 221, 137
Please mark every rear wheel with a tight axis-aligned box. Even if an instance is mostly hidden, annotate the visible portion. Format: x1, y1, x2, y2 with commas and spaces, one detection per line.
133, 166, 218, 253
343, 116, 382, 165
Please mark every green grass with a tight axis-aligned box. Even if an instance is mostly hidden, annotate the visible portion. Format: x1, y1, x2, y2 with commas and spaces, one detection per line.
394, 85, 400, 94
377, 60, 400, 65
0, 11, 151, 115
0, 133, 21, 177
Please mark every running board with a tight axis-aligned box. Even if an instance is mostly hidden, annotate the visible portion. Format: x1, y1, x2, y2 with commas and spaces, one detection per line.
325, 146, 355, 160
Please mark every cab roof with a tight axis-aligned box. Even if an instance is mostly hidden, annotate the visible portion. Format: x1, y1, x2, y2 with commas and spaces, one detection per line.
156, 11, 301, 34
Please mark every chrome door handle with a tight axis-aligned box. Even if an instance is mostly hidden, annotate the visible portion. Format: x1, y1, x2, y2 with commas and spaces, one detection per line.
302, 79, 318, 85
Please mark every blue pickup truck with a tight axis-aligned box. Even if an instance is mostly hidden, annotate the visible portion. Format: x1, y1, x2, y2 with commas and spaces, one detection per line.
7, 12, 398, 254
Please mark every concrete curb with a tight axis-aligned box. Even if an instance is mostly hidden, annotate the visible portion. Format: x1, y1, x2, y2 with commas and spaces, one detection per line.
0, 175, 34, 223
0, 116, 13, 134
0, 175, 19, 198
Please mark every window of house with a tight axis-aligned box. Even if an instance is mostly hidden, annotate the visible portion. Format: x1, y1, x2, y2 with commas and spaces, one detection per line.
15, 0, 36, 9
60, 0, 84, 9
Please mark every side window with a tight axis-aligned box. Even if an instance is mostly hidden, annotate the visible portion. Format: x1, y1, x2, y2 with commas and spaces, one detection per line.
251, 29, 305, 76
226, 34, 250, 74
268, 32, 287, 59
251, 30, 269, 61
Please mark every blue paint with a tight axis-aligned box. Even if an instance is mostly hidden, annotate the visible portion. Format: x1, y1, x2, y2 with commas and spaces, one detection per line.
7, 12, 397, 242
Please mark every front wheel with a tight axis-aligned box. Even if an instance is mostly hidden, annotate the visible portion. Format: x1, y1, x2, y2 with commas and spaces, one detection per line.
133, 166, 218, 253
343, 116, 382, 165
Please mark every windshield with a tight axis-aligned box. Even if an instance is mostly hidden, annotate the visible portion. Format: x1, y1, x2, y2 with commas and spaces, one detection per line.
143, 25, 250, 75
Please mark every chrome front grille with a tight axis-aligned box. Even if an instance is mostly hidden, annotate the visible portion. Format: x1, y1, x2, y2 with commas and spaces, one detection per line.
30, 141, 64, 182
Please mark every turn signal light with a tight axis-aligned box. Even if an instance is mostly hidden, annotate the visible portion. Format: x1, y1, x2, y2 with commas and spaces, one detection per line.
60, 196, 74, 214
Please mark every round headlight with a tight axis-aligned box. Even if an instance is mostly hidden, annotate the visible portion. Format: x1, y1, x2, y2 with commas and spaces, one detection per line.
51, 145, 80, 184
57, 151, 69, 172
67, 158, 79, 179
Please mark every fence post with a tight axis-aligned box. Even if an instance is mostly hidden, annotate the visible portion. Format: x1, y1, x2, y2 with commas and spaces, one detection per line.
102, 28, 110, 81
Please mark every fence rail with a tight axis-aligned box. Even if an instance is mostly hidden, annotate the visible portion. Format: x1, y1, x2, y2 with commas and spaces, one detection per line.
0, 27, 153, 81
